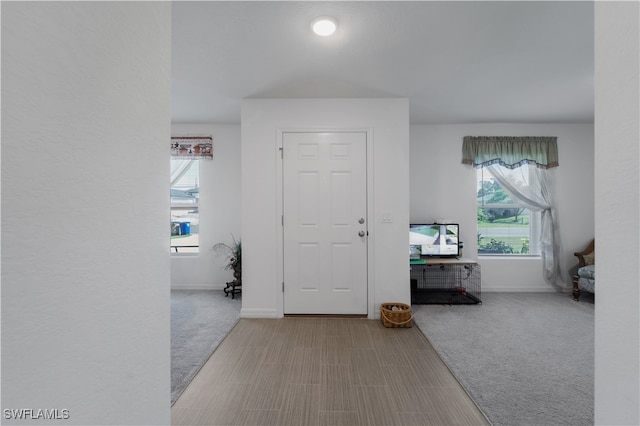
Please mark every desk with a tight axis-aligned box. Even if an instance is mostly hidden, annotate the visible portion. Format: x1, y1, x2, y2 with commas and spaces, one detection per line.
410, 257, 481, 304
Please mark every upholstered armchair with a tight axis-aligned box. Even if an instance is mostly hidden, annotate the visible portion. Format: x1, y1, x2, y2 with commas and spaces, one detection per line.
572, 239, 595, 301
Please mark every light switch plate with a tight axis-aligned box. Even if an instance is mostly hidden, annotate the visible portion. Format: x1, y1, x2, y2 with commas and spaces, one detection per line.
381, 211, 393, 223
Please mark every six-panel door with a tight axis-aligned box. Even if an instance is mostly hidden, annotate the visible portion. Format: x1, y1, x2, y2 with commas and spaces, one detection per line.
282, 132, 368, 315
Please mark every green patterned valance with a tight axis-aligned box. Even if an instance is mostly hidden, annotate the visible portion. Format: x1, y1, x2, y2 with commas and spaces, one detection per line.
462, 136, 558, 169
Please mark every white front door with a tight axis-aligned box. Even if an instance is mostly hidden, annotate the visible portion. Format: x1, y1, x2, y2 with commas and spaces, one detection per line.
282, 132, 368, 315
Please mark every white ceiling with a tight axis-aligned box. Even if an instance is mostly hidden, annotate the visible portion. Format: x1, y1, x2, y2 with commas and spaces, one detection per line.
172, 1, 594, 125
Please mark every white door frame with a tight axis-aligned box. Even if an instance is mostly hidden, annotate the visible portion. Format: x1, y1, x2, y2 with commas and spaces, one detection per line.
275, 127, 375, 318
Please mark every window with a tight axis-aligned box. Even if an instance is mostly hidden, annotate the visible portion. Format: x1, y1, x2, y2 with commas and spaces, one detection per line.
464, 135, 558, 279
477, 167, 540, 256
171, 159, 199, 254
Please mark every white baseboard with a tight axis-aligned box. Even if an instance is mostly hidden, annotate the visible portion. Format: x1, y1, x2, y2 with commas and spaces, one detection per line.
170, 284, 226, 291
482, 286, 557, 293
240, 308, 280, 318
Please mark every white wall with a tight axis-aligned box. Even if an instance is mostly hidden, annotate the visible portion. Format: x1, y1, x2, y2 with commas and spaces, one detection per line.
1, 3, 171, 425
241, 99, 410, 318
594, 2, 640, 424
410, 123, 594, 292
170, 124, 241, 289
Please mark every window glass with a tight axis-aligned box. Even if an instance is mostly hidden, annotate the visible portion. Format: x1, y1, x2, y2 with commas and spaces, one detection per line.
477, 168, 539, 255
171, 159, 199, 254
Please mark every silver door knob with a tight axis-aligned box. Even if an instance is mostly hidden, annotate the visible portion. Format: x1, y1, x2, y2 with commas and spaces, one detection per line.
358, 231, 365, 237
358, 218, 365, 224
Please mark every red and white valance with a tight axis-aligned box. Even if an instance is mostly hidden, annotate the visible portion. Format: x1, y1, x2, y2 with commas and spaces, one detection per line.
171, 136, 213, 159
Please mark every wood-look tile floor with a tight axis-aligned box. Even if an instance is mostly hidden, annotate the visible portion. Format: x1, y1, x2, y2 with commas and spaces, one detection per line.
172, 318, 489, 426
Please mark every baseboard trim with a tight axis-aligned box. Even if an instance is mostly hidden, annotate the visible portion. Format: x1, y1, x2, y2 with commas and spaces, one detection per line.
171, 284, 226, 291
285, 314, 368, 318
240, 308, 280, 318
482, 287, 557, 293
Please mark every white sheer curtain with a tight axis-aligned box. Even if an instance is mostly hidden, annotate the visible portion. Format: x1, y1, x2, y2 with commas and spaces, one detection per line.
487, 164, 562, 284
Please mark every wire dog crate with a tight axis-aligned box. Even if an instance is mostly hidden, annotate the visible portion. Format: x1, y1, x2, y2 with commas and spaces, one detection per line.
410, 259, 481, 304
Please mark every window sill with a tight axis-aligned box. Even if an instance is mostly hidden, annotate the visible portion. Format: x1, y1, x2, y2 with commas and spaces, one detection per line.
171, 251, 200, 257
478, 254, 541, 259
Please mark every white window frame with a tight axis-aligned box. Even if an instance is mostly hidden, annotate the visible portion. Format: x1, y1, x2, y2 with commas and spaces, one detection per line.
171, 159, 200, 256
477, 167, 541, 257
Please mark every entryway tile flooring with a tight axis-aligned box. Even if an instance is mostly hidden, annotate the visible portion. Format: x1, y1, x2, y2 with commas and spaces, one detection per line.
171, 318, 489, 426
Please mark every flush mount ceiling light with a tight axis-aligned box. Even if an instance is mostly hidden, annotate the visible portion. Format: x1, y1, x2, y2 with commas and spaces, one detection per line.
311, 16, 337, 36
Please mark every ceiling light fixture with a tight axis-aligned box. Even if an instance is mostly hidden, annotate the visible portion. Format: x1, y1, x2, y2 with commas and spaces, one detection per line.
311, 16, 337, 37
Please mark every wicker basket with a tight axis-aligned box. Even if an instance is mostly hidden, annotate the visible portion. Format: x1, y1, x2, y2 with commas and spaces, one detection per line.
380, 302, 413, 328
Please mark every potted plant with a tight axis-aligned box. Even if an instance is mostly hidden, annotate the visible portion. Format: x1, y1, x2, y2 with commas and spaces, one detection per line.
212, 235, 241, 297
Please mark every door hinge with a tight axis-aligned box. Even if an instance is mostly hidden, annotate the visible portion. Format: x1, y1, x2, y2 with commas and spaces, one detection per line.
282, 281, 285, 292
281, 215, 284, 226
279, 147, 283, 159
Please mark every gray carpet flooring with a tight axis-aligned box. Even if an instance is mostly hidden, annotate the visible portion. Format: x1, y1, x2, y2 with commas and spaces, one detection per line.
412, 292, 594, 426
171, 290, 241, 404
